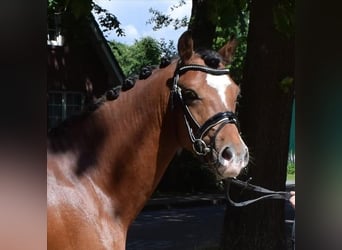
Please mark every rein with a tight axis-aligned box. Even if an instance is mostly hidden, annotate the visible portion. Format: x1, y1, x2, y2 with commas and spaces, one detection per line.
224, 177, 292, 207
171, 63, 238, 156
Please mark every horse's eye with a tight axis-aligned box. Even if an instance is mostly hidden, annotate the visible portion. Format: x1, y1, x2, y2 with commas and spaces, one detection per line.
182, 89, 199, 104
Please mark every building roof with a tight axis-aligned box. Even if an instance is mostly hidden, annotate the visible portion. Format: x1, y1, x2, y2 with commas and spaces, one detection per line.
86, 14, 125, 87
47, 12, 125, 89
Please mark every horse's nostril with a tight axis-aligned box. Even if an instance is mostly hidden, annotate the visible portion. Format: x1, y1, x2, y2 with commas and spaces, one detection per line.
244, 147, 249, 162
222, 147, 233, 161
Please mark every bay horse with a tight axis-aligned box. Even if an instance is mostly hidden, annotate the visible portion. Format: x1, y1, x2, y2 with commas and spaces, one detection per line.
47, 30, 249, 249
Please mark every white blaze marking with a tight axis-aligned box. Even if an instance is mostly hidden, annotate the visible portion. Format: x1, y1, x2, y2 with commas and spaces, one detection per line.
206, 74, 232, 108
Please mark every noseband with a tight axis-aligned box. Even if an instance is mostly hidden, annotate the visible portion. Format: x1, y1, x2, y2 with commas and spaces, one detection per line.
171, 63, 239, 156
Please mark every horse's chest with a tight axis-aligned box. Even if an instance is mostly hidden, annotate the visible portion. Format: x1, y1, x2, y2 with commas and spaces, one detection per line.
48, 169, 125, 249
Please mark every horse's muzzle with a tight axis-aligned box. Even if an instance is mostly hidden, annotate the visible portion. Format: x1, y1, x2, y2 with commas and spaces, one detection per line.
215, 143, 249, 179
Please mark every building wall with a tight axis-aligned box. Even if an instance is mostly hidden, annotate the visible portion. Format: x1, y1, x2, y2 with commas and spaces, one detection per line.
47, 43, 111, 101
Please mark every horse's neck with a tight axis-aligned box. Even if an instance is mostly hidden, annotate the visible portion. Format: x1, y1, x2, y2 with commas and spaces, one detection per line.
64, 66, 178, 225
96, 69, 179, 224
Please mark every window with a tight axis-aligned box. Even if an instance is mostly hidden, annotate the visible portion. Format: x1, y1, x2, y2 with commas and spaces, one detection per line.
47, 12, 64, 46
48, 91, 85, 129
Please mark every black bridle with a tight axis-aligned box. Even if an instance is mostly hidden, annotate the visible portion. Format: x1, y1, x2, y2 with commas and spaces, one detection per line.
170, 63, 238, 157
170, 63, 292, 207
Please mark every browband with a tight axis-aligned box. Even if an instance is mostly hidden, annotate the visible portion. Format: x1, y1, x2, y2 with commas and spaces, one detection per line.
178, 64, 230, 76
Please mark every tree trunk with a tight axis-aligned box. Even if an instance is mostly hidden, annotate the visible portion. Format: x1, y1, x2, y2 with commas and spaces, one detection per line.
189, 0, 216, 49
221, 0, 294, 249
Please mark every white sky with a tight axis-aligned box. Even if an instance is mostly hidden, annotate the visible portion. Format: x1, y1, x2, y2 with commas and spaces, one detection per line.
93, 0, 192, 45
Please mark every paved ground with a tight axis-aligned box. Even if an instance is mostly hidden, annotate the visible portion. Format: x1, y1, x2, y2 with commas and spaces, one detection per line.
127, 205, 225, 250
126, 182, 295, 250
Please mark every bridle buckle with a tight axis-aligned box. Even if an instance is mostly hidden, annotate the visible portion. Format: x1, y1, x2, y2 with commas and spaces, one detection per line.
192, 139, 211, 156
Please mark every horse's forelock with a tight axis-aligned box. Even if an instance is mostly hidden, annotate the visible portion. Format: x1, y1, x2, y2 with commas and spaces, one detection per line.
195, 49, 224, 69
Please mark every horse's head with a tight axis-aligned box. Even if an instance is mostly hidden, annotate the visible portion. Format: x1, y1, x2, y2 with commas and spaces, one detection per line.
172, 30, 249, 179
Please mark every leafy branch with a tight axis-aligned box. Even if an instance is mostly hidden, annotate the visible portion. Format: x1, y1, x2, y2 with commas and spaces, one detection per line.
92, 3, 124, 36
146, 0, 188, 31
47, 0, 124, 36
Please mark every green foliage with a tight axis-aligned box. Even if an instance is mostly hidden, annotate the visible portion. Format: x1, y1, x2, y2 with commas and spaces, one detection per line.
147, 0, 188, 31
287, 162, 295, 175
159, 38, 177, 58
109, 41, 136, 76
92, 3, 124, 36
147, 0, 250, 83
109, 37, 176, 76
212, 1, 249, 84
70, 0, 92, 19
287, 152, 295, 175
138, 37, 162, 63
273, 0, 295, 39
279, 76, 294, 93
48, 0, 59, 10
47, 0, 124, 36
48, 0, 92, 17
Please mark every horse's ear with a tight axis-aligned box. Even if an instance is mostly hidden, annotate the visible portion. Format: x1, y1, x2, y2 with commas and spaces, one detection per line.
177, 30, 194, 62
218, 37, 238, 66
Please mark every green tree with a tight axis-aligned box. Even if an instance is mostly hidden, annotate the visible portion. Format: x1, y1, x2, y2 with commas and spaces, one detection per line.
109, 37, 176, 76
110, 37, 161, 76
108, 41, 135, 76
134, 37, 162, 68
